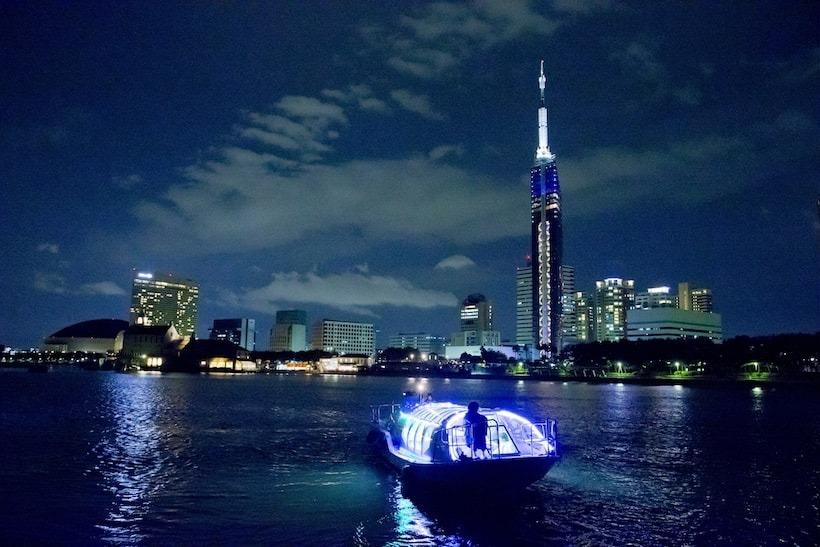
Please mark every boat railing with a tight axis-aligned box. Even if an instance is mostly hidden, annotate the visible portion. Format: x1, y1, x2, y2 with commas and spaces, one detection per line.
370, 403, 401, 425
440, 418, 558, 459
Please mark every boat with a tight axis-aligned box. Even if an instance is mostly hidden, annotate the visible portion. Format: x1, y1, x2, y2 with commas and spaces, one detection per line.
368, 392, 559, 492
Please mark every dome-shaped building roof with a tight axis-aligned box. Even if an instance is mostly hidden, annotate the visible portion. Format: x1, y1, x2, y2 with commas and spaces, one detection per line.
50, 319, 129, 339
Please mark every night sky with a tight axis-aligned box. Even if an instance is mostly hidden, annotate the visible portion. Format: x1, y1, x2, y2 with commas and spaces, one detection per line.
1, 2, 818, 348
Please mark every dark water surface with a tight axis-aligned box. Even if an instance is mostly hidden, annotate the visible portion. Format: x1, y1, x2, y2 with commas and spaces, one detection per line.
1, 369, 818, 545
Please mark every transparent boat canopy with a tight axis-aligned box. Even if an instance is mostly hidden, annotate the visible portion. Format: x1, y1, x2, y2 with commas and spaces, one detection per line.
394, 402, 557, 464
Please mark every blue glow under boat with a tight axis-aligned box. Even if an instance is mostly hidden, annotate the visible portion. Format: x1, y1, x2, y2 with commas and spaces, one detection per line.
368, 395, 559, 491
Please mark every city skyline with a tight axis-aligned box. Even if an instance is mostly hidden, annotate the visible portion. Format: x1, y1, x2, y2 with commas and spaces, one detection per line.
1, 3, 818, 348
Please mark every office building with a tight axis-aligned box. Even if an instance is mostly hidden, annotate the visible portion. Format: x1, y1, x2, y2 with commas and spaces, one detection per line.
209, 318, 256, 351
627, 309, 722, 343
388, 333, 447, 355
311, 319, 375, 356
270, 309, 307, 352
560, 265, 577, 349
634, 286, 678, 309
452, 294, 501, 347
129, 271, 199, 339
679, 282, 714, 313
594, 278, 635, 342
459, 293, 493, 331
574, 292, 594, 343
530, 61, 563, 357
515, 263, 534, 347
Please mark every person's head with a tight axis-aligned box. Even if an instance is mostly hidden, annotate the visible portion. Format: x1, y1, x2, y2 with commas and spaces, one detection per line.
468, 401, 479, 413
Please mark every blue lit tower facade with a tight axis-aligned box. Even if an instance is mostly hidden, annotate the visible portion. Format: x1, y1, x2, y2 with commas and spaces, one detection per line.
530, 61, 562, 357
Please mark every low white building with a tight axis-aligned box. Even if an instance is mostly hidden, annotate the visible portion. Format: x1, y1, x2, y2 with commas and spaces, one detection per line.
445, 345, 532, 362
311, 319, 375, 356
627, 308, 722, 342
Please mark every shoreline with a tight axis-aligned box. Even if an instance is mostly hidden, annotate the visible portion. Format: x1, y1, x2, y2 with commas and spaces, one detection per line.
3, 364, 819, 388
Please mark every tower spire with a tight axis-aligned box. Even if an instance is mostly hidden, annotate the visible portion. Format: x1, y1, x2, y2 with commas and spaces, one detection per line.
535, 60, 554, 162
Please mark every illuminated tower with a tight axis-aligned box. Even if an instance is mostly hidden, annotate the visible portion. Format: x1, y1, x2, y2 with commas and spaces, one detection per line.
530, 61, 563, 357
129, 271, 199, 340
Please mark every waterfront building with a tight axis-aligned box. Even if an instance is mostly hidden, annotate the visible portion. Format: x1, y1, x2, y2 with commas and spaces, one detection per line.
530, 61, 563, 357
444, 344, 530, 362
179, 338, 257, 372
515, 263, 534, 347
560, 265, 577, 349
593, 278, 635, 342
270, 309, 307, 352
679, 282, 714, 313
209, 318, 256, 351
121, 324, 182, 369
42, 319, 128, 354
388, 333, 447, 355
129, 271, 199, 340
452, 293, 501, 348
627, 309, 722, 343
311, 319, 375, 356
317, 355, 372, 373
634, 286, 678, 309
450, 330, 502, 347
574, 292, 594, 343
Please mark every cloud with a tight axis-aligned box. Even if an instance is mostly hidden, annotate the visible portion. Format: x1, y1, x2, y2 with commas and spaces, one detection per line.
551, 0, 614, 14
610, 42, 703, 106
560, 136, 754, 213
236, 97, 349, 161
34, 272, 67, 294
274, 95, 348, 124
112, 174, 143, 189
134, 150, 527, 254
320, 84, 391, 113
34, 272, 126, 296
429, 144, 465, 160
369, 1, 559, 79
225, 271, 459, 317
774, 110, 817, 133
36, 242, 59, 254
390, 89, 445, 120
435, 255, 476, 270
78, 281, 127, 296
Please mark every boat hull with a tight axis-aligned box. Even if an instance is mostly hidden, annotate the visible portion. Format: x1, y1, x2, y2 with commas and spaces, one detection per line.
368, 428, 557, 492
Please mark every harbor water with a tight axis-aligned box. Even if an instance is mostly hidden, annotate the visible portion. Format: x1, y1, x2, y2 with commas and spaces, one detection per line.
0, 369, 817, 545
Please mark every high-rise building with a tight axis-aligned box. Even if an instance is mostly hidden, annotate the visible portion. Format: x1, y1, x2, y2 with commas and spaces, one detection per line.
459, 293, 493, 331
574, 291, 594, 343
129, 271, 199, 340
678, 282, 714, 313
634, 286, 678, 309
515, 263, 534, 347
560, 265, 577, 349
210, 318, 255, 351
270, 309, 307, 352
311, 319, 375, 356
627, 309, 722, 343
452, 294, 501, 347
388, 333, 447, 355
530, 61, 563, 357
593, 278, 635, 342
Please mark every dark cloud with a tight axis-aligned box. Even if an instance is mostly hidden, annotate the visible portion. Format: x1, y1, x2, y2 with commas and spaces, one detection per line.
221, 270, 458, 317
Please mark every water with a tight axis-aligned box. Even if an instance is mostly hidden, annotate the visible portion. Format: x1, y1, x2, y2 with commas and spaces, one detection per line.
0, 369, 817, 545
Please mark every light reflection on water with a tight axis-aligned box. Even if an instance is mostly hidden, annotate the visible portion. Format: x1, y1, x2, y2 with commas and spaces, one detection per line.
0, 370, 818, 545
91, 379, 165, 542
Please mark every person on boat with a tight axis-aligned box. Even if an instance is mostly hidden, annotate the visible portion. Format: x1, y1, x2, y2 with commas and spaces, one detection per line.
464, 401, 489, 459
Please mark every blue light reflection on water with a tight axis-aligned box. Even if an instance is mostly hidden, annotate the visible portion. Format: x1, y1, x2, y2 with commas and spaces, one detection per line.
0, 370, 818, 545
